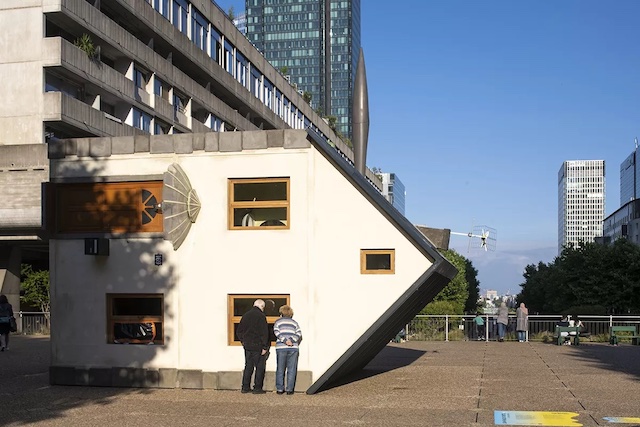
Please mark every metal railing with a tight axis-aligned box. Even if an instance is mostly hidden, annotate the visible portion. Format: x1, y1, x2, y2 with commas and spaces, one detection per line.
14, 312, 50, 335
405, 314, 640, 342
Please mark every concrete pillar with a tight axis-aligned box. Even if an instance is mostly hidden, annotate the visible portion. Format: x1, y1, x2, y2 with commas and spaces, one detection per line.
0, 245, 21, 311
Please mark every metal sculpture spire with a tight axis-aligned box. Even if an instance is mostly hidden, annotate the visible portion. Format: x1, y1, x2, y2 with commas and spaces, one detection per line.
352, 49, 369, 175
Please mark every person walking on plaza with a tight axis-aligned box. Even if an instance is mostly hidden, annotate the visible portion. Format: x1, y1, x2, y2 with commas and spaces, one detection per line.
0, 294, 14, 351
516, 302, 529, 342
473, 312, 485, 341
496, 302, 509, 342
237, 299, 270, 394
273, 305, 302, 395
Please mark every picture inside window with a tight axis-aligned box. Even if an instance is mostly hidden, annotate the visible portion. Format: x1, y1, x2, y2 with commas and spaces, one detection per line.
55, 181, 163, 234
361, 249, 396, 274
107, 294, 164, 345
228, 294, 290, 345
228, 178, 290, 229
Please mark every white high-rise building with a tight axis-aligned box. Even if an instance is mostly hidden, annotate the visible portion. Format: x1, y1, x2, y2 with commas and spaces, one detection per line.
558, 160, 605, 253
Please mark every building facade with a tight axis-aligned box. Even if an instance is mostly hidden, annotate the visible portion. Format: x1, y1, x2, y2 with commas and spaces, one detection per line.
45, 130, 456, 393
0, 0, 379, 308
245, 0, 360, 139
601, 143, 640, 246
619, 143, 640, 206
380, 172, 406, 215
557, 160, 605, 253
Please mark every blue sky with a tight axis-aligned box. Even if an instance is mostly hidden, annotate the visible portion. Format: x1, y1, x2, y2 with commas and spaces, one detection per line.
217, 1, 640, 296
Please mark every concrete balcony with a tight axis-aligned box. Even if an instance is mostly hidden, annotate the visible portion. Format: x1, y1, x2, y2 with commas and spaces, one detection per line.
43, 92, 135, 138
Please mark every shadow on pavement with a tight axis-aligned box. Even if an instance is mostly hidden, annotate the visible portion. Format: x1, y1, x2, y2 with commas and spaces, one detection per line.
565, 342, 640, 379
0, 335, 159, 426
319, 344, 426, 392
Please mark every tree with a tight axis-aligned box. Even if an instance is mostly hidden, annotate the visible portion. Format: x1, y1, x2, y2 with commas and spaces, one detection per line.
21, 264, 50, 316
227, 6, 235, 21
302, 91, 312, 104
517, 240, 640, 314
422, 249, 472, 315
279, 66, 289, 75
464, 259, 481, 313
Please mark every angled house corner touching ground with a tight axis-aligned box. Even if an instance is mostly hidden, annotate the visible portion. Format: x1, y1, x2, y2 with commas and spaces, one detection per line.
47, 130, 456, 392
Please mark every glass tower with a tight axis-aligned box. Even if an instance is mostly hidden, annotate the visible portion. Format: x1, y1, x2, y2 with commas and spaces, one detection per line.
380, 173, 406, 215
245, 0, 361, 139
558, 160, 605, 253
620, 142, 640, 206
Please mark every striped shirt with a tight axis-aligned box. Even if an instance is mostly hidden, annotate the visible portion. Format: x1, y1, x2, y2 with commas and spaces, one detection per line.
273, 317, 302, 350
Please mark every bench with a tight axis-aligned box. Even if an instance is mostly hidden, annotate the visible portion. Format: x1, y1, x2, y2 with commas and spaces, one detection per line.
609, 325, 640, 345
555, 326, 580, 346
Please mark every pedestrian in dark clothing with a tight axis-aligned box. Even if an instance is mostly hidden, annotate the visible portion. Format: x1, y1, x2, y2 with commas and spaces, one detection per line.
0, 294, 14, 351
236, 299, 270, 394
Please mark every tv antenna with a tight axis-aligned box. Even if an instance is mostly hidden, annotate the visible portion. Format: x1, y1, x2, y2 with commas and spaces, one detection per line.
450, 225, 497, 253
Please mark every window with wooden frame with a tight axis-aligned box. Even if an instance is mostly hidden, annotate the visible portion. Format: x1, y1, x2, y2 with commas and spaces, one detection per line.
107, 294, 164, 345
228, 178, 290, 229
227, 294, 290, 345
54, 181, 163, 234
360, 249, 396, 274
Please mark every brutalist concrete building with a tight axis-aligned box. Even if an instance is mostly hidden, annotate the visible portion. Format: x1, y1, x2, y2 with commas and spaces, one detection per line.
0, 0, 380, 308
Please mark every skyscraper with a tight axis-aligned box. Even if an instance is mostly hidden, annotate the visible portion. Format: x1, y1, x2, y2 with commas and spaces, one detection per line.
380, 173, 406, 215
245, 0, 361, 139
619, 140, 639, 205
558, 160, 605, 253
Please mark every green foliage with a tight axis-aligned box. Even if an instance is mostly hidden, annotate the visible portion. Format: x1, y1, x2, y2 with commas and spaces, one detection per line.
227, 6, 235, 20
302, 91, 312, 104
464, 259, 481, 313
421, 249, 479, 315
279, 66, 289, 75
74, 33, 96, 59
420, 300, 461, 315
517, 239, 640, 314
20, 264, 50, 314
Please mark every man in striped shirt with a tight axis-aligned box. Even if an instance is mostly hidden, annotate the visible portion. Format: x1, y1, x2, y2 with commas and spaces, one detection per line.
273, 305, 302, 395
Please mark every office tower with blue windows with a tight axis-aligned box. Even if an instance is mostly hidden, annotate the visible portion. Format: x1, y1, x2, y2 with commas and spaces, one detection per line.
245, 0, 360, 139
558, 160, 605, 253
380, 173, 406, 216
620, 143, 640, 205
601, 142, 640, 245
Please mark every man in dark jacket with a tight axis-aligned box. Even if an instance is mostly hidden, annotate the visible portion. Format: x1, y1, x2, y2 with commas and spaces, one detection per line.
236, 299, 270, 393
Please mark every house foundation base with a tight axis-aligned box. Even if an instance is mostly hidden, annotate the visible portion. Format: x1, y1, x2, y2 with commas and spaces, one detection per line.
50, 366, 313, 392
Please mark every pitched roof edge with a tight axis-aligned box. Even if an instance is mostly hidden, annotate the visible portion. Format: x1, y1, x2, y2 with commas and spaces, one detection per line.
305, 129, 458, 394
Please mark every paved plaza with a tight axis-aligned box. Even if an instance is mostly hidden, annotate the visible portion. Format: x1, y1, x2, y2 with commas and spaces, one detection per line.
1, 336, 640, 426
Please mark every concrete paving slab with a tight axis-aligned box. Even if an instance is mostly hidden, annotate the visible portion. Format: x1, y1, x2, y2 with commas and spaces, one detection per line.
3, 337, 640, 426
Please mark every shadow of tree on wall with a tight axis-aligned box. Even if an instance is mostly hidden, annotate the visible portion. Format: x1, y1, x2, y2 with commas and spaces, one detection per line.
0, 150, 183, 425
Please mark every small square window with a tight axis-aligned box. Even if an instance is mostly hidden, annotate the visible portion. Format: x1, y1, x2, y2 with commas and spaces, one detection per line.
107, 294, 164, 345
227, 294, 290, 345
228, 178, 290, 229
360, 249, 395, 274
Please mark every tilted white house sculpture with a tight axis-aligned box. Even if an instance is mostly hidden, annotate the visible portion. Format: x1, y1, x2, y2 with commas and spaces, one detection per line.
46, 129, 456, 393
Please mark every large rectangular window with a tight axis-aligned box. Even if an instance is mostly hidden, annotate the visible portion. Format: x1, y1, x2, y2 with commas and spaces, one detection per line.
360, 249, 395, 274
227, 294, 289, 345
55, 181, 163, 234
107, 294, 164, 345
228, 178, 290, 229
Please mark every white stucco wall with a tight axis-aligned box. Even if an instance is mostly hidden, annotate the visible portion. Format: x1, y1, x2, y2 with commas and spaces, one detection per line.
0, 2, 45, 144
50, 139, 434, 384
